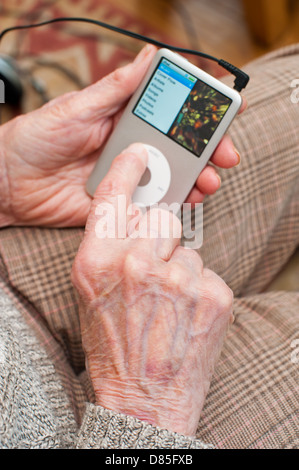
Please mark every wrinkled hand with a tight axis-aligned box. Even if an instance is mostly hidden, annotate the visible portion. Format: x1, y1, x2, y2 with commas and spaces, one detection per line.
0, 45, 245, 228
71, 143, 234, 437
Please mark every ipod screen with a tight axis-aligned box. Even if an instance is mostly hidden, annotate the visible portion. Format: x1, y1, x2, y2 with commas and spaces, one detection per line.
133, 58, 232, 158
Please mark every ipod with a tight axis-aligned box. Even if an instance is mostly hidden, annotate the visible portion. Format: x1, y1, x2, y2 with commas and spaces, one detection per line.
86, 48, 242, 207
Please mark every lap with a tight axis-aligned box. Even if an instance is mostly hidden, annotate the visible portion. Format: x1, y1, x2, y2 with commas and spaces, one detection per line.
188, 44, 299, 295
196, 291, 299, 448
0, 45, 298, 448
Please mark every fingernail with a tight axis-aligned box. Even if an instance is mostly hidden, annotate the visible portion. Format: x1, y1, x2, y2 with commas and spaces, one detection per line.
233, 148, 241, 166
216, 173, 221, 187
126, 143, 148, 165
134, 44, 153, 65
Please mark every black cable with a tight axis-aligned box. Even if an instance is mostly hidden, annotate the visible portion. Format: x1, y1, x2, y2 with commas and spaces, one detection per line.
1, 0, 60, 59
32, 59, 88, 89
0, 16, 250, 92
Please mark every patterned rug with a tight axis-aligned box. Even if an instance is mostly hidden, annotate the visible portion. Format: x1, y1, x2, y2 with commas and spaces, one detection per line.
0, 0, 223, 118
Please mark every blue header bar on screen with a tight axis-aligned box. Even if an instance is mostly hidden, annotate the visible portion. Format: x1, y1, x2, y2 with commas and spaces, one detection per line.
158, 59, 197, 89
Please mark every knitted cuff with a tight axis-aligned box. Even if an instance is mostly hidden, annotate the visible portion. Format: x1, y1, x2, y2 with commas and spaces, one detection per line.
76, 403, 213, 449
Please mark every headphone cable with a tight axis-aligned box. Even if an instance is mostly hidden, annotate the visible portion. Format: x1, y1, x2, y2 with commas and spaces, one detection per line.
0, 16, 250, 92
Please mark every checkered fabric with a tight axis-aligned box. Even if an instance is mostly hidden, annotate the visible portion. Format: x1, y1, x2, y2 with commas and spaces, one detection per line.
0, 44, 298, 448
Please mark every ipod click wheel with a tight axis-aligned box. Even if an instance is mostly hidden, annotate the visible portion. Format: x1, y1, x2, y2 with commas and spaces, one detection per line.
132, 144, 171, 207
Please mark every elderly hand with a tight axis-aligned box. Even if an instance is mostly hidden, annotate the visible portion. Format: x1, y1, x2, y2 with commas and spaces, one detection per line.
0, 45, 245, 228
71, 143, 234, 437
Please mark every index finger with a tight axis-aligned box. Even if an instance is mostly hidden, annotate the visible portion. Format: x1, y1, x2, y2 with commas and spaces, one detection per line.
85, 143, 148, 236
239, 96, 247, 114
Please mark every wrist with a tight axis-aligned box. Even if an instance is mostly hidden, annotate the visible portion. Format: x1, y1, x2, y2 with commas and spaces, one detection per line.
92, 379, 201, 437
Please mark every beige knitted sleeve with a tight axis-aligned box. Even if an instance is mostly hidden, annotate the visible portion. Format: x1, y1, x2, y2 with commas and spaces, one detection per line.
76, 403, 213, 449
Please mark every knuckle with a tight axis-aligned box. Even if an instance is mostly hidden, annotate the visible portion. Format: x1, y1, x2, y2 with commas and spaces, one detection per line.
218, 285, 234, 313
123, 249, 151, 280
71, 245, 116, 299
110, 65, 128, 87
168, 263, 190, 288
213, 284, 234, 314
96, 177, 122, 199
203, 268, 234, 314
71, 246, 97, 290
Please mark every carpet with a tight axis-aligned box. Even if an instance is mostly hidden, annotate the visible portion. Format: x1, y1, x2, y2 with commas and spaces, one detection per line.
0, 0, 223, 118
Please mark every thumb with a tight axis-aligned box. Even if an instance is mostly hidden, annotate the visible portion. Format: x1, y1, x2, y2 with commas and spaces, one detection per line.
74, 44, 157, 119
85, 143, 148, 239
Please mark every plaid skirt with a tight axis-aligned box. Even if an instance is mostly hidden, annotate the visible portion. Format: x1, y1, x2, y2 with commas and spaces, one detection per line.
0, 44, 298, 449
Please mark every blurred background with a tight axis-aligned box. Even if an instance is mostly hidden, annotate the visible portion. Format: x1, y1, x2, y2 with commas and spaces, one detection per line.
0, 0, 298, 291
1, 0, 299, 117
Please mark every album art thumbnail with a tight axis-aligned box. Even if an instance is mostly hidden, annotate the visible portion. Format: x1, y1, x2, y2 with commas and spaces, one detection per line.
168, 81, 232, 157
